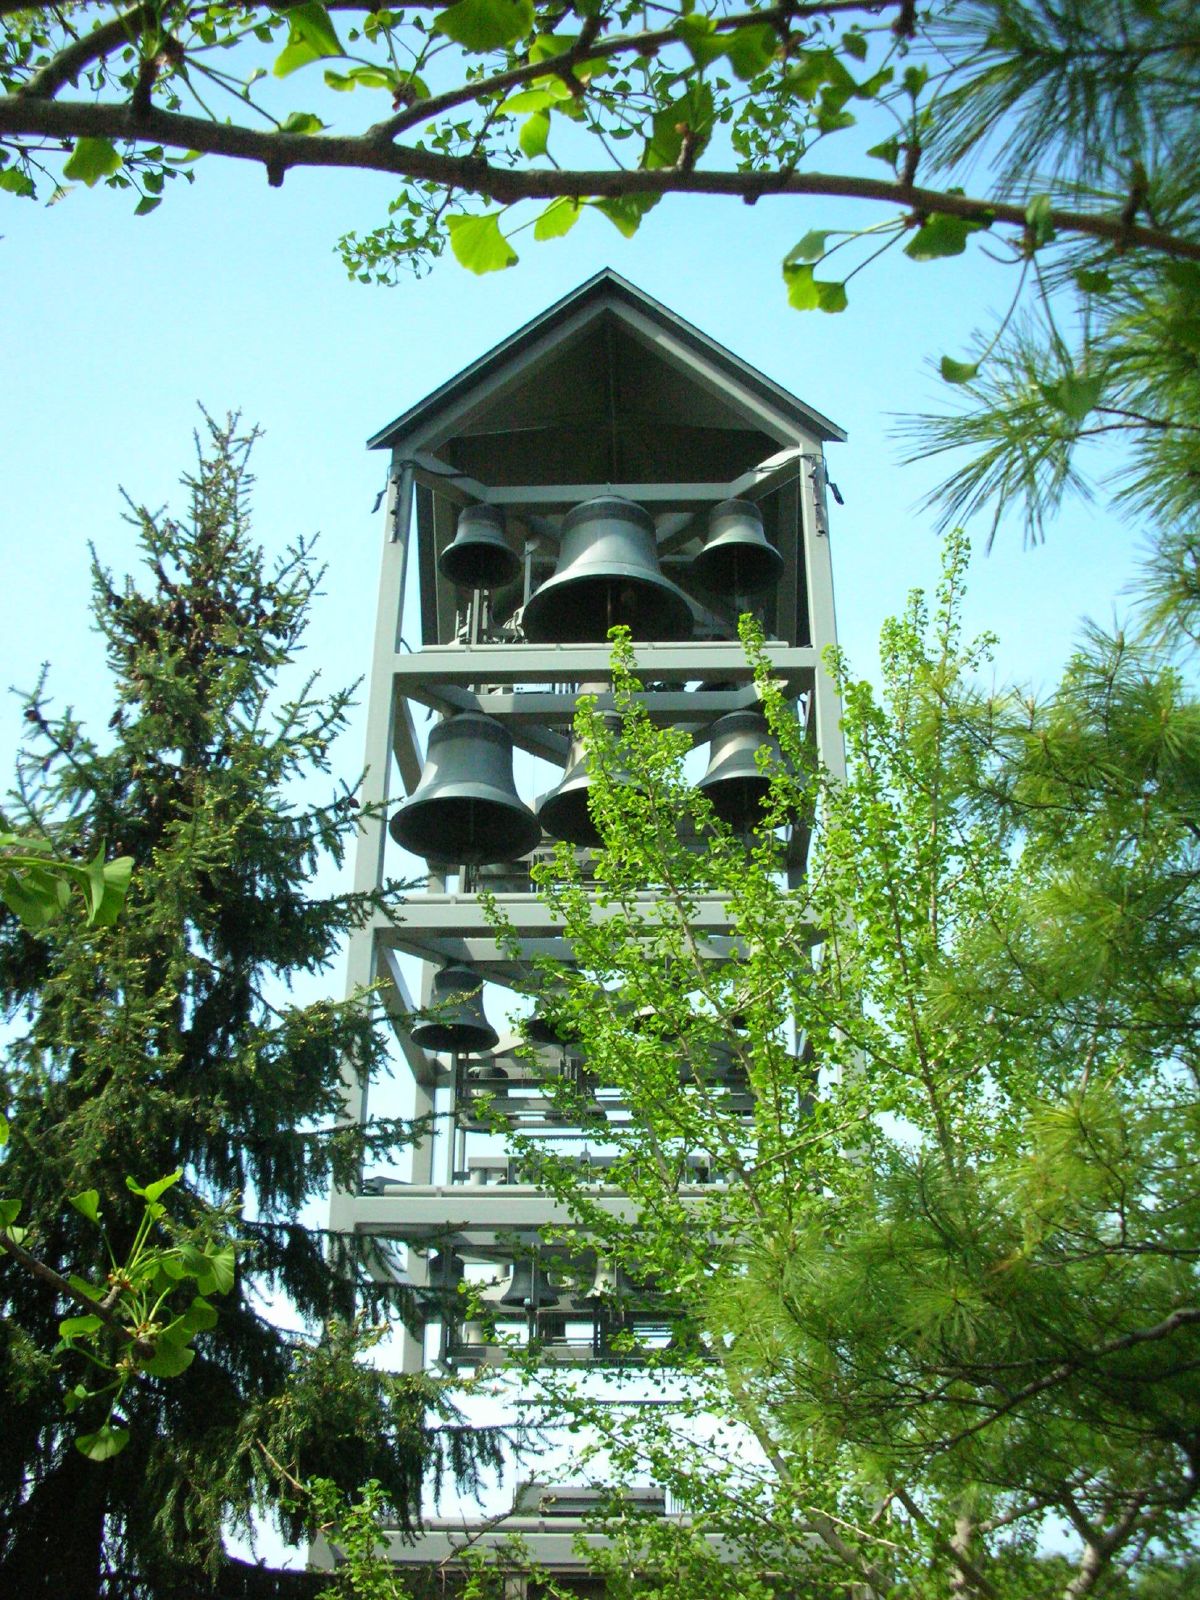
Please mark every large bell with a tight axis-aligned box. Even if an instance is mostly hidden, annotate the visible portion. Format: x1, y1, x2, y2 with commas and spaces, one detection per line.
521, 497, 694, 643
389, 712, 542, 865
438, 504, 521, 591
482, 1259, 561, 1310
536, 712, 626, 847
697, 710, 787, 831
690, 499, 783, 596
411, 963, 498, 1054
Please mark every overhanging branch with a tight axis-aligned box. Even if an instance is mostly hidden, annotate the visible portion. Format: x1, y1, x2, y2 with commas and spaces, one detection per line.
2, 95, 1198, 263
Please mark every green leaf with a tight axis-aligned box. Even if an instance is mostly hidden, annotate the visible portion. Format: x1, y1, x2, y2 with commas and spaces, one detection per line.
141, 1170, 182, 1204
644, 83, 714, 170
673, 13, 724, 68
434, 0, 533, 51
518, 110, 550, 158
1025, 193, 1056, 248
0, 1113, 7, 1148
499, 85, 569, 113
866, 135, 900, 166
841, 29, 867, 61
195, 1245, 236, 1297
91, 856, 133, 926
273, 39, 320, 76
940, 356, 980, 384
139, 1339, 195, 1378
0, 167, 36, 199
783, 262, 847, 313
1040, 370, 1103, 423
69, 1189, 102, 1224
177, 1294, 218, 1333
59, 1313, 104, 1339
591, 193, 658, 239
725, 23, 776, 79
904, 212, 989, 261
63, 138, 122, 187
785, 230, 832, 265
902, 63, 928, 97
533, 197, 581, 241
0, 1197, 21, 1228
77, 1424, 129, 1461
1074, 267, 1113, 295
280, 111, 326, 134
68, 1274, 104, 1302
446, 212, 518, 273
287, 1, 342, 57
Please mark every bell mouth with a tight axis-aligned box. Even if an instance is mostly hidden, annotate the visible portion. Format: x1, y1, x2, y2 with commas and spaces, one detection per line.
439, 540, 522, 590
522, 568, 694, 643
411, 1018, 499, 1053
389, 788, 542, 865
537, 778, 601, 848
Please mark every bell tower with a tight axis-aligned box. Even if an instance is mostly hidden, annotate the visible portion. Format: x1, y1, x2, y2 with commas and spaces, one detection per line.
325, 270, 845, 1575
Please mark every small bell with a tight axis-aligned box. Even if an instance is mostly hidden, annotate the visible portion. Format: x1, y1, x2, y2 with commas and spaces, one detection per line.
389, 712, 542, 865
696, 710, 787, 831
536, 712, 628, 848
438, 504, 521, 590
411, 963, 498, 1054
690, 499, 783, 596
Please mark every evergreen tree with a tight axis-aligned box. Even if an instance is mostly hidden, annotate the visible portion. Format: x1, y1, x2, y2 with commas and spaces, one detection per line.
0, 416, 490, 1597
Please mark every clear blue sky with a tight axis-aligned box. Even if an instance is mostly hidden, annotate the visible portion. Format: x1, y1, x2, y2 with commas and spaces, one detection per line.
2, 158, 1144, 792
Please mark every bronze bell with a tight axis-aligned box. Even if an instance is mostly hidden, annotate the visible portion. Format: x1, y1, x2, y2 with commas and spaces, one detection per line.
690, 499, 783, 596
389, 712, 542, 865
483, 1259, 561, 1310
696, 710, 786, 831
411, 963, 498, 1054
438, 504, 521, 591
536, 712, 626, 848
683, 1039, 747, 1086
521, 497, 694, 643
524, 1010, 581, 1048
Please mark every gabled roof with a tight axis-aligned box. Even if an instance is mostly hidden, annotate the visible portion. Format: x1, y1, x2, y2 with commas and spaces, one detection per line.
366, 268, 846, 451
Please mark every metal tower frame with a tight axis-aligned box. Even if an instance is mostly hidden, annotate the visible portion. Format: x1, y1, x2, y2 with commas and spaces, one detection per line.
323, 270, 845, 1575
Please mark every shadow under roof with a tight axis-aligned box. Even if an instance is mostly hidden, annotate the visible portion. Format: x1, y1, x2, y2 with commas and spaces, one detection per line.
366, 269, 846, 453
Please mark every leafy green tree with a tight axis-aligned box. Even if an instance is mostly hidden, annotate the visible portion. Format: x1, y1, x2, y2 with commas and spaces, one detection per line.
0, 415, 495, 1598
481, 545, 1200, 1599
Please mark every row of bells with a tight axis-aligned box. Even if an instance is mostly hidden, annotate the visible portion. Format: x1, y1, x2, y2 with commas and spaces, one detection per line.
390, 704, 792, 867
411, 959, 756, 1066
434, 1252, 644, 1313
439, 494, 783, 642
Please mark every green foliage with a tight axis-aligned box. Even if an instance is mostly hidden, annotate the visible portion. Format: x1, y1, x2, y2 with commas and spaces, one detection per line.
1, 0, 1195, 344
482, 538, 1200, 1598
0, 415, 479, 1595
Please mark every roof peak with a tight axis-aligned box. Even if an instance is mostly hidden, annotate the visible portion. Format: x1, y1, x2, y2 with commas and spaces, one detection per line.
367, 270, 846, 451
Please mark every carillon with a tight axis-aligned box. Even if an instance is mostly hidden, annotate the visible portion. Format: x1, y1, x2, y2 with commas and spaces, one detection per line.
331, 273, 844, 1557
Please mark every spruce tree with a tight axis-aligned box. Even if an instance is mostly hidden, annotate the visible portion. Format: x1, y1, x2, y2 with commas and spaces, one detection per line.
0, 417, 478, 1597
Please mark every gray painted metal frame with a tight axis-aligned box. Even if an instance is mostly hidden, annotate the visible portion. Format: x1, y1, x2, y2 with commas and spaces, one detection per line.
324, 277, 846, 1565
